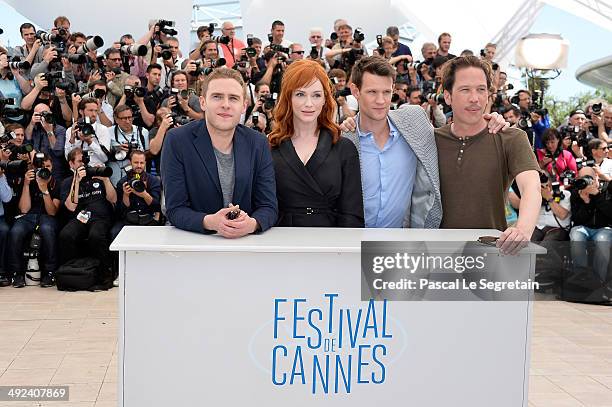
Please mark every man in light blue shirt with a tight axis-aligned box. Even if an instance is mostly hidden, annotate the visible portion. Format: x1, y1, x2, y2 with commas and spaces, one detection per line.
357, 115, 416, 227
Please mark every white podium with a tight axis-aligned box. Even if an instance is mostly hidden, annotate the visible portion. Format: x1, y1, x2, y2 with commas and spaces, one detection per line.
110, 227, 544, 407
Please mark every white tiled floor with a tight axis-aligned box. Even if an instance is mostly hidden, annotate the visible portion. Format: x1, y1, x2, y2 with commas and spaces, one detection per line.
0, 287, 611, 406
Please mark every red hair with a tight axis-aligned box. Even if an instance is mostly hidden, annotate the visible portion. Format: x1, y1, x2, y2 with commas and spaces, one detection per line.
268, 59, 340, 147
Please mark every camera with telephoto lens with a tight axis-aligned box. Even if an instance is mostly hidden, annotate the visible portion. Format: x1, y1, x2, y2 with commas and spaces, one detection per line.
65, 53, 86, 64
120, 43, 147, 57
127, 170, 146, 193
0, 97, 16, 107
335, 87, 351, 99
81, 151, 113, 177
261, 93, 278, 110
492, 84, 514, 109
0, 159, 27, 175
572, 175, 595, 191
6, 144, 34, 158
561, 124, 588, 149
191, 58, 226, 76
156, 19, 177, 36
75, 36, 104, 54
170, 114, 192, 127
113, 140, 140, 162
33, 152, 51, 180
212, 35, 231, 45
158, 44, 173, 60
81, 88, 106, 99
35, 30, 59, 43
35, 111, 55, 125
43, 71, 63, 82
124, 85, 146, 98
559, 170, 576, 189
591, 102, 603, 116
425, 92, 445, 105
8, 57, 30, 70
270, 44, 289, 54
576, 157, 596, 169
75, 117, 95, 137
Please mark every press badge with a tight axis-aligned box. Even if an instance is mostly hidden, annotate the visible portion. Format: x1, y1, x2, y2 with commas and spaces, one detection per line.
77, 210, 91, 224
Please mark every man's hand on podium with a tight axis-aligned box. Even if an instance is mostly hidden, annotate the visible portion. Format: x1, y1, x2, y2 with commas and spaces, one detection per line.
497, 226, 529, 255
203, 208, 258, 238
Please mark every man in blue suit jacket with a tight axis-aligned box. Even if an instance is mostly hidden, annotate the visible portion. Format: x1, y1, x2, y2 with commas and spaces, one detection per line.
161, 68, 277, 237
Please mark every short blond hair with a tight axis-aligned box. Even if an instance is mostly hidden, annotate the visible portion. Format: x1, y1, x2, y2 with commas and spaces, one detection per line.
200, 67, 246, 99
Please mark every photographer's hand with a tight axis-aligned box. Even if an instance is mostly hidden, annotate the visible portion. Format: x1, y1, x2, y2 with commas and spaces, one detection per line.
122, 182, 133, 196
23, 169, 35, 186
89, 70, 102, 82
105, 71, 116, 84
36, 172, 50, 192
541, 184, 553, 201
33, 73, 48, 91
75, 166, 87, 182
42, 46, 58, 63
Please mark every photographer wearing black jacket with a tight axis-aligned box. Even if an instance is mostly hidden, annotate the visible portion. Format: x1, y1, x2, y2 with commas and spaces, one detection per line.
7, 153, 61, 288
111, 150, 161, 240
59, 147, 116, 286
570, 166, 612, 285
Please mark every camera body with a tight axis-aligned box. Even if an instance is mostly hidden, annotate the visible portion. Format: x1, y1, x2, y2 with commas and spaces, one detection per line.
75, 117, 95, 137
270, 44, 290, 54
124, 85, 146, 98
33, 152, 51, 180
353, 28, 365, 43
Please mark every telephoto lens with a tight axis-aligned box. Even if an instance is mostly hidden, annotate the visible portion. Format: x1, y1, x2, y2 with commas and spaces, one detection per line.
76, 36, 104, 54
129, 173, 146, 193
85, 166, 113, 178
8, 59, 31, 70
0, 159, 28, 174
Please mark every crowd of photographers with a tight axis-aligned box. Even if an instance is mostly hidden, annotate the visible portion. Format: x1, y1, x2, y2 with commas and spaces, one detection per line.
0, 15, 611, 290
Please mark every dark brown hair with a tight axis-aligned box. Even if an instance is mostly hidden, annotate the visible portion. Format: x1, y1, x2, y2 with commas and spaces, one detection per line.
350, 56, 396, 90
441, 55, 494, 94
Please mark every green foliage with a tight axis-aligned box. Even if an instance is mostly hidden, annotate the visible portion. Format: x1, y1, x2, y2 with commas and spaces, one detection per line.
544, 89, 612, 127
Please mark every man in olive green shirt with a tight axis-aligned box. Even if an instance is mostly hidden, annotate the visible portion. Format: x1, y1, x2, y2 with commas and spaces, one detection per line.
438, 56, 541, 254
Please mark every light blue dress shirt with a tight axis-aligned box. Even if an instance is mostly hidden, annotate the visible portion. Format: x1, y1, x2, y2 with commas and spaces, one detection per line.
357, 114, 417, 228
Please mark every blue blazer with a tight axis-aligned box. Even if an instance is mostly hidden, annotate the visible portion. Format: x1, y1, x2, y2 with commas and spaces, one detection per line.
161, 120, 278, 234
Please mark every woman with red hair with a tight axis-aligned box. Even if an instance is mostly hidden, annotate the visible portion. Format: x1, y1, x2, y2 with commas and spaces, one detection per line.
269, 59, 364, 227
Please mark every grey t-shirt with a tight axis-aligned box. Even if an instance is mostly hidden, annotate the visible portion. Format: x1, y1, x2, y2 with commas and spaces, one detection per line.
214, 147, 235, 207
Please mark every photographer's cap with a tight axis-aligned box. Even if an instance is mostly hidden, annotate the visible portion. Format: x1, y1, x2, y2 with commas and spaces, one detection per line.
569, 109, 585, 118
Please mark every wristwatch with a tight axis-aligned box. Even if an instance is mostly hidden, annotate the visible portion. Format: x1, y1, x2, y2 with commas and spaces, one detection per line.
46, 130, 54, 137
41, 190, 50, 195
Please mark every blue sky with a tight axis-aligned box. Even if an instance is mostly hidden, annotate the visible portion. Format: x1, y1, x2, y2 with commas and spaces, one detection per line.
0, 2, 609, 100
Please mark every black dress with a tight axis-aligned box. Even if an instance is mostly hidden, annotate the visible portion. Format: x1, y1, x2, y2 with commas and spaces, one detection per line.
271, 129, 364, 227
